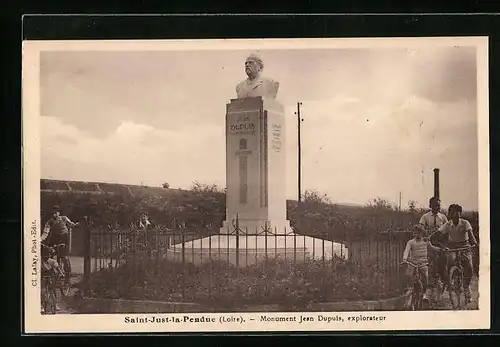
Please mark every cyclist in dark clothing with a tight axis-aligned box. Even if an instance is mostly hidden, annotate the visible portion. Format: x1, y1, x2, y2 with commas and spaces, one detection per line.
41, 206, 79, 280
431, 204, 478, 303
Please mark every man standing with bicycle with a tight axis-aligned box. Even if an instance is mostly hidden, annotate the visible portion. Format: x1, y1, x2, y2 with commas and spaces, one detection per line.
434, 204, 478, 303
419, 197, 448, 231
41, 205, 79, 282
420, 197, 448, 298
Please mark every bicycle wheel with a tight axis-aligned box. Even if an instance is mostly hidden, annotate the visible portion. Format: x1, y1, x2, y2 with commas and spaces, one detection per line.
404, 287, 413, 310
404, 288, 413, 310
48, 288, 57, 314
417, 281, 424, 310
448, 266, 463, 310
64, 256, 72, 278
60, 279, 71, 297
43, 279, 57, 315
411, 284, 421, 311
57, 259, 71, 297
41, 282, 49, 314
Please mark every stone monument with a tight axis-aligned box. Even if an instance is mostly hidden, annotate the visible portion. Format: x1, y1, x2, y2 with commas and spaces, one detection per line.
167, 54, 347, 266
221, 53, 291, 233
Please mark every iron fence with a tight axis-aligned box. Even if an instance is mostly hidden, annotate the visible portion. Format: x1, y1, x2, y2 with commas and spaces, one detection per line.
78, 217, 414, 309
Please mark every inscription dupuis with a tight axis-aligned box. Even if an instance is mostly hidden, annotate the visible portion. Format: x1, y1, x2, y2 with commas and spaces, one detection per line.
230, 123, 256, 134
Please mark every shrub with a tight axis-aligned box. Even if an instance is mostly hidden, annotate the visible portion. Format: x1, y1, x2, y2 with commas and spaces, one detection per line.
41, 180, 479, 250
86, 255, 402, 311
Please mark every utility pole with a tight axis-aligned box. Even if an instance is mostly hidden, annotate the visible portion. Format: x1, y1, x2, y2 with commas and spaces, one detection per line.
399, 191, 402, 211
434, 168, 440, 200
295, 102, 303, 202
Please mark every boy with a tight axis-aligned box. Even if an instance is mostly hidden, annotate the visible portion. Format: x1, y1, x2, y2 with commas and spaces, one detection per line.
41, 244, 64, 278
403, 224, 441, 303
435, 204, 478, 303
138, 213, 152, 229
40, 243, 64, 313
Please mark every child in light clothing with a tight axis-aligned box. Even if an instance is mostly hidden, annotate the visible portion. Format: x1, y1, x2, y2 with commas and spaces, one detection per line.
403, 224, 441, 301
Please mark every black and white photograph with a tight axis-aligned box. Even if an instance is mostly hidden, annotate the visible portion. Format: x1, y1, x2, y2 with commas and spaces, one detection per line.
22, 37, 490, 333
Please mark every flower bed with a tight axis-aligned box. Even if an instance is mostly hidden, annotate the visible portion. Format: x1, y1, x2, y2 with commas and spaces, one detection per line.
87, 256, 402, 311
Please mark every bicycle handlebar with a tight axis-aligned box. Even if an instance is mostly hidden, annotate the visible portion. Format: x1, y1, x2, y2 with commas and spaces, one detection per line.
41, 243, 66, 250
401, 261, 429, 268
440, 245, 477, 252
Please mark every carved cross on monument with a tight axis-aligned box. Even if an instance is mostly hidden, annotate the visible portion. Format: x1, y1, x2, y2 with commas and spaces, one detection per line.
236, 138, 251, 204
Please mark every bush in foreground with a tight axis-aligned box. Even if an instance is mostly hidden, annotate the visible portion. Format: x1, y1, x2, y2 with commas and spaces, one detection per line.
87, 257, 401, 311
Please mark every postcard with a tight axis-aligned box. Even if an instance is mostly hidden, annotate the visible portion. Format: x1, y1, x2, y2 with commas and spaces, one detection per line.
22, 37, 490, 333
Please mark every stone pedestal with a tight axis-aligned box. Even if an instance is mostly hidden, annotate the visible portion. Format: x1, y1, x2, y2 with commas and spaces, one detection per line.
221, 97, 291, 234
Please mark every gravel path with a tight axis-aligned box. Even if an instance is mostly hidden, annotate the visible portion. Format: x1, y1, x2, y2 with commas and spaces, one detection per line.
431, 276, 479, 310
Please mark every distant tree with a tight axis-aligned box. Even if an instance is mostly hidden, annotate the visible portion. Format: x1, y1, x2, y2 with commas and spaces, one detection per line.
407, 200, 417, 212
303, 189, 331, 205
365, 197, 395, 210
191, 181, 224, 195
162, 182, 170, 189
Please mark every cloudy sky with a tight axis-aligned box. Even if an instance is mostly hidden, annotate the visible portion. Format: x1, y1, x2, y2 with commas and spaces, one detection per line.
40, 44, 479, 210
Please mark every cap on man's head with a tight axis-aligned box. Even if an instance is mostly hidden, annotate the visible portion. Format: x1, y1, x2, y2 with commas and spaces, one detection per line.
53, 205, 60, 211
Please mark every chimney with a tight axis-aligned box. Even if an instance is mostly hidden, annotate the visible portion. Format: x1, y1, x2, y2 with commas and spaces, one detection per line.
433, 168, 440, 199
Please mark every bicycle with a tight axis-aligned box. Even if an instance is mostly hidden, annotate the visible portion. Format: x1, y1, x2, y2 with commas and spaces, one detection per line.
426, 231, 450, 302
401, 261, 429, 311
444, 245, 477, 310
55, 223, 80, 294
41, 270, 57, 314
40, 244, 63, 314
43, 243, 71, 297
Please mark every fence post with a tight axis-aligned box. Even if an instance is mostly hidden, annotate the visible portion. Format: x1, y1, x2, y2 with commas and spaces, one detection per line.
322, 231, 325, 266
293, 232, 297, 264
265, 224, 268, 261
346, 230, 350, 261
208, 235, 212, 301
235, 214, 240, 268
69, 226, 73, 256
245, 226, 249, 267
181, 231, 185, 300
82, 217, 91, 296
155, 226, 160, 276
376, 232, 380, 301
388, 233, 392, 292
132, 227, 137, 285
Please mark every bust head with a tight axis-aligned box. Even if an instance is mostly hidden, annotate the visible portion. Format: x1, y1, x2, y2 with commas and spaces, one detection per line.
245, 54, 264, 80
236, 53, 280, 99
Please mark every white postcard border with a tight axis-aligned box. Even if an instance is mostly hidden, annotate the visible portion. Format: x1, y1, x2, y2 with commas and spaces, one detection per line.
22, 37, 490, 333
